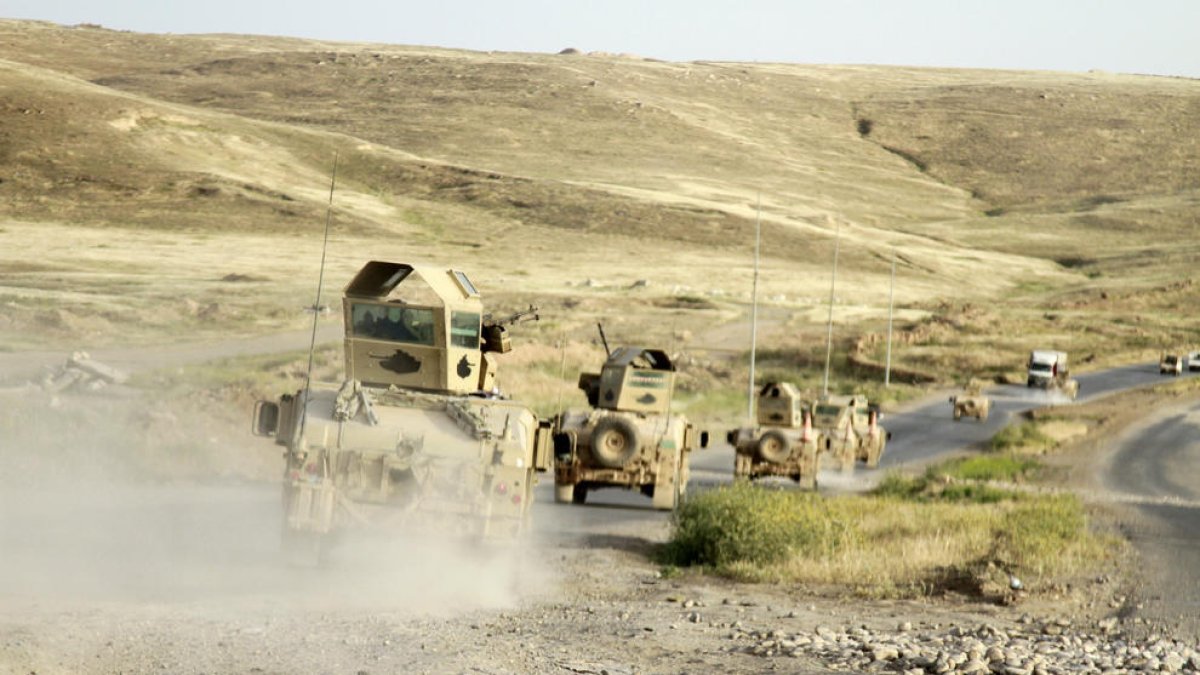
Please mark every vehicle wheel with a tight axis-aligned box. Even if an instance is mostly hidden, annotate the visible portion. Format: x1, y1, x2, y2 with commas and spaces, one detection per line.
756, 430, 791, 464
572, 485, 588, 505
953, 408, 962, 421
590, 416, 640, 468
554, 482, 576, 504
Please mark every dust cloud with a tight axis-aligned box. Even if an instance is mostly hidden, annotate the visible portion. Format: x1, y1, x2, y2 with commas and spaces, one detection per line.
0, 389, 552, 616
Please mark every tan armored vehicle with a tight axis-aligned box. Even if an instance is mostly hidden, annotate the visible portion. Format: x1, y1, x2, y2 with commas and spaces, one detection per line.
252, 261, 552, 551
1160, 352, 1183, 376
812, 394, 889, 470
727, 382, 821, 488
1026, 350, 1079, 399
552, 342, 708, 510
950, 380, 991, 421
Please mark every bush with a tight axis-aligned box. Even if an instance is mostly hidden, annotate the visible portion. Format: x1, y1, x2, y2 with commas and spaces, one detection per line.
661, 483, 853, 569
993, 494, 1099, 577
928, 454, 1041, 483
990, 421, 1055, 452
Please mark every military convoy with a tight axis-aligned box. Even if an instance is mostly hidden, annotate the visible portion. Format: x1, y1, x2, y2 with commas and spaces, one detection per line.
552, 339, 708, 510
727, 382, 821, 488
252, 261, 552, 550
247, 259, 1119, 547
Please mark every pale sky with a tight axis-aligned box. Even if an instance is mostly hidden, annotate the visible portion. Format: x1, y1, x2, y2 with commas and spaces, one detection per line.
4, 0, 1199, 78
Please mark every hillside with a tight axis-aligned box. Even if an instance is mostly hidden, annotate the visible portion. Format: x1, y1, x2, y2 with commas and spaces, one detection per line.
1, 19, 1198, 405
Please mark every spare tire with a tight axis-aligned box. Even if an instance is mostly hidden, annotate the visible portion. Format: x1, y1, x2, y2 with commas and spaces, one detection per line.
589, 416, 640, 468
756, 430, 791, 464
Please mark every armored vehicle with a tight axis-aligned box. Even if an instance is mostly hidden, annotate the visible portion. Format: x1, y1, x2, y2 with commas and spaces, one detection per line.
1160, 353, 1183, 376
252, 261, 552, 549
812, 394, 889, 470
727, 382, 821, 488
1026, 350, 1079, 399
552, 344, 708, 510
950, 381, 991, 421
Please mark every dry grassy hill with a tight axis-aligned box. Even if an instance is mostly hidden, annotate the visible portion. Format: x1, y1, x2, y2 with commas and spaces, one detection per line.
2, 19, 1198, 412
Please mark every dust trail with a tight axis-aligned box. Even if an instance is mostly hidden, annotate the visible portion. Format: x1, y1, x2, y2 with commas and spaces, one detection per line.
0, 390, 553, 615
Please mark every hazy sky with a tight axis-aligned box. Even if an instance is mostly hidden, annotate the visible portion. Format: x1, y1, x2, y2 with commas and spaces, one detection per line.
5, 0, 1199, 78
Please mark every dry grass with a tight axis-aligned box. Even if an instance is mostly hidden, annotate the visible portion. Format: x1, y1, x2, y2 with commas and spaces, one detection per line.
662, 480, 1118, 598
2, 19, 1199, 411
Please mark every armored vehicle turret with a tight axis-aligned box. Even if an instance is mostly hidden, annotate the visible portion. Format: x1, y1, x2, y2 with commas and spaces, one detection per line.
552, 344, 708, 510
726, 382, 821, 488
252, 261, 552, 551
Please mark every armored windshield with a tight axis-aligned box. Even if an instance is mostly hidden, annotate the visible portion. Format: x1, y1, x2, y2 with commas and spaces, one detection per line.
450, 311, 481, 348
351, 302, 435, 346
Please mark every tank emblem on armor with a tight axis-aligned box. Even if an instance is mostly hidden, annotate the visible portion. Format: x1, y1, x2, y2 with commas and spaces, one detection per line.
457, 355, 474, 378
637, 393, 657, 404
378, 349, 422, 374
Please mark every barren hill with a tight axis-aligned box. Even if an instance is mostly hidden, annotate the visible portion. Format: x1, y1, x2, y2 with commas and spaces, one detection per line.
1, 19, 1198, 395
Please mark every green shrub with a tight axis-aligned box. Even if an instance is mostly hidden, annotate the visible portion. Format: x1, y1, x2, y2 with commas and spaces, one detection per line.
661, 482, 853, 569
928, 454, 1041, 483
993, 494, 1092, 576
990, 421, 1055, 452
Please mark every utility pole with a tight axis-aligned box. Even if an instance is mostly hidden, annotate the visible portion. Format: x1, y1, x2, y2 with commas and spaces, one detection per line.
821, 221, 841, 398
747, 193, 762, 424
885, 248, 896, 388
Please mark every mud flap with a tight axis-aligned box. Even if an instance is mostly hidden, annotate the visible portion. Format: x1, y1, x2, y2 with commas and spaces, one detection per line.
651, 453, 681, 510
798, 442, 819, 490
286, 479, 336, 534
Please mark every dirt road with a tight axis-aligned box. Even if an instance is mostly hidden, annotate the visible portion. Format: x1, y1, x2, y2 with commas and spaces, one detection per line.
1097, 398, 1200, 641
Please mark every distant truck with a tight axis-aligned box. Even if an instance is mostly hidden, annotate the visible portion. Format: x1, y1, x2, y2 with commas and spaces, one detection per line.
552, 343, 708, 510
1026, 350, 1079, 399
726, 382, 821, 489
1160, 353, 1183, 376
812, 394, 889, 470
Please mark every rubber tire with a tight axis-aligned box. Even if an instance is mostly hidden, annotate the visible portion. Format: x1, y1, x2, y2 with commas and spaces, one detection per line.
572, 484, 588, 504
756, 430, 791, 464
590, 416, 640, 469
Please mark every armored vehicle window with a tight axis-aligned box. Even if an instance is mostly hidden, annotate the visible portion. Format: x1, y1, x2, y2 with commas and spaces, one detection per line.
453, 271, 479, 297
450, 311, 481, 348
351, 302, 435, 346
815, 404, 841, 417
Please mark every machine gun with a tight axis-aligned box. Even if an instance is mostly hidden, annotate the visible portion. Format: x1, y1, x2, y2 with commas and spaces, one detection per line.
482, 304, 539, 354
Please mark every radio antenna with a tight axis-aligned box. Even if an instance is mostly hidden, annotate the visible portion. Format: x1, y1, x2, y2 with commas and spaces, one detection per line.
299, 151, 340, 435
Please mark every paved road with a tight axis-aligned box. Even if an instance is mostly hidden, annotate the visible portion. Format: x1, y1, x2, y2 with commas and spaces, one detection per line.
573, 360, 1199, 512
1101, 400, 1200, 639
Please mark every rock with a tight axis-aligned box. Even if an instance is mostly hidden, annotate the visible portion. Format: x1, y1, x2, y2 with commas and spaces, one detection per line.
872, 646, 900, 662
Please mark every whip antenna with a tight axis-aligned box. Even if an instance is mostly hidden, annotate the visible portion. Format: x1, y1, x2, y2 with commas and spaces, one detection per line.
299, 151, 340, 434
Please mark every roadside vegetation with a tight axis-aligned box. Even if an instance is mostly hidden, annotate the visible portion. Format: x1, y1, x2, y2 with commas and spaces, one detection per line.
660, 454, 1118, 599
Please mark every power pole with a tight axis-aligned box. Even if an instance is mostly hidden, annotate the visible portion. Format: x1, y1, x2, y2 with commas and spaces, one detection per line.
821, 221, 841, 398
885, 248, 896, 388
747, 193, 762, 424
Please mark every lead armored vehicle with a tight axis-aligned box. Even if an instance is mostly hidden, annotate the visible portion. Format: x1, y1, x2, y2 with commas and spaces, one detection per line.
812, 394, 889, 470
252, 261, 552, 549
552, 342, 708, 510
727, 382, 821, 488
